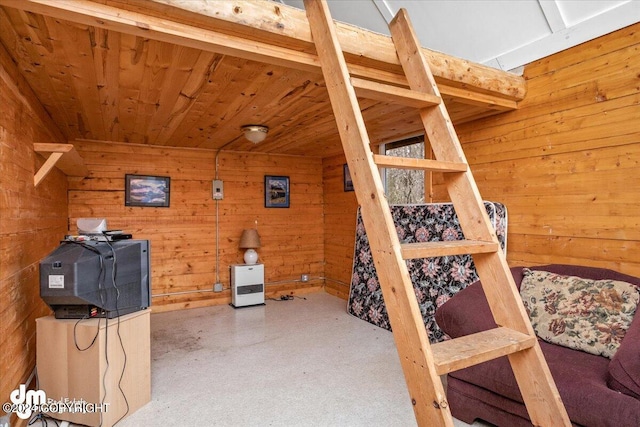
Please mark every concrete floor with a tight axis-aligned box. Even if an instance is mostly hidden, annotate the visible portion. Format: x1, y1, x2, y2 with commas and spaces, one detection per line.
35, 292, 492, 426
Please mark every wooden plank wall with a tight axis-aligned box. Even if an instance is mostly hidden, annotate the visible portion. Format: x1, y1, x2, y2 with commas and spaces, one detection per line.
69, 140, 325, 311
322, 24, 640, 300
322, 154, 358, 299
451, 23, 640, 277
0, 45, 67, 424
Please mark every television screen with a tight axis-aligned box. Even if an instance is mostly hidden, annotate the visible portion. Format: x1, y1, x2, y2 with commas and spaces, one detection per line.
40, 239, 151, 319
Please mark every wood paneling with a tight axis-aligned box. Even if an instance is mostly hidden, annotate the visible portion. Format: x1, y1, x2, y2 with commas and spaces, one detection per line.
451, 23, 640, 277
1, 9, 638, 424
0, 43, 67, 425
68, 140, 325, 310
321, 24, 640, 300
0, 1, 523, 159
322, 154, 358, 299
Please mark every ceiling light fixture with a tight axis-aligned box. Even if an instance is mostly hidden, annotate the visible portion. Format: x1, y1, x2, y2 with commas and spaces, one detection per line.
241, 125, 269, 144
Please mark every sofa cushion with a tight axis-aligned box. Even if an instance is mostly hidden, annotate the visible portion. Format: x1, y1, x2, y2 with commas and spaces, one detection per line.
519, 268, 639, 358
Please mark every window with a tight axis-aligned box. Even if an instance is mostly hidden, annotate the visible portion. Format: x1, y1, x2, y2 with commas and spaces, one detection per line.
382, 136, 427, 204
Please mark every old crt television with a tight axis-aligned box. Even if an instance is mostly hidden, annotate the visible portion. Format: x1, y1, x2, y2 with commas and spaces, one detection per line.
40, 240, 151, 319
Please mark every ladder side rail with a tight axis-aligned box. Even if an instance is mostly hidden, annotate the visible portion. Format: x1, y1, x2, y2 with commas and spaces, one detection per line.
304, 1, 453, 425
389, 10, 571, 427
385, 14, 500, 245
430, 118, 573, 425
388, 8, 530, 334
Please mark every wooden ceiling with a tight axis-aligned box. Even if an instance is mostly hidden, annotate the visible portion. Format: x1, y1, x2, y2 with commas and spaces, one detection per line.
0, 0, 527, 158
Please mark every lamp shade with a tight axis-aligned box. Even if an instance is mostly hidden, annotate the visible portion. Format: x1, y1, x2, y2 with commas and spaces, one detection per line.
239, 229, 261, 249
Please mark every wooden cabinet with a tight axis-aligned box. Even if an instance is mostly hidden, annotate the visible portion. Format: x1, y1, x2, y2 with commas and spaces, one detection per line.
36, 309, 150, 427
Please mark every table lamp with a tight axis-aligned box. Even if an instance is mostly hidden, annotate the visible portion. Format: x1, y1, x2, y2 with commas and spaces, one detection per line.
239, 229, 261, 264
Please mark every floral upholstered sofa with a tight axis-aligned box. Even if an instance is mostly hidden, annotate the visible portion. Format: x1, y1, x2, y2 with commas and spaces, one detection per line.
435, 264, 640, 427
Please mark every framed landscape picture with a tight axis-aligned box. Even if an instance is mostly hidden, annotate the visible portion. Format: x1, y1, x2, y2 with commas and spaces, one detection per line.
125, 174, 171, 207
264, 175, 290, 208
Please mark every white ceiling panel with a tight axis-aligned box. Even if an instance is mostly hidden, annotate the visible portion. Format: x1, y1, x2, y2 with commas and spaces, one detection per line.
557, 0, 630, 26
279, 0, 640, 72
285, 0, 391, 33
382, 0, 552, 65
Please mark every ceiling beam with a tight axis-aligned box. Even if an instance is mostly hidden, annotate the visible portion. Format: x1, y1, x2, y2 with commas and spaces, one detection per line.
538, 0, 566, 33
146, 0, 524, 101
0, 0, 322, 70
372, 0, 395, 23
0, 0, 526, 108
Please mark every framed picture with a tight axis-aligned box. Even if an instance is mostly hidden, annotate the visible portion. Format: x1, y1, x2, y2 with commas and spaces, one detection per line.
343, 163, 354, 192
264, 175, 290, 208
125, 174, 171, 207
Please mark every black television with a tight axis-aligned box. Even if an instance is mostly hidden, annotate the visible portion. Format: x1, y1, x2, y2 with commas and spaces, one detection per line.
40, 239, 151, 319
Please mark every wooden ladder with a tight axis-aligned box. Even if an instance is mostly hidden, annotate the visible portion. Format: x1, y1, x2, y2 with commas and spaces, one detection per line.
304, 1, 571, 426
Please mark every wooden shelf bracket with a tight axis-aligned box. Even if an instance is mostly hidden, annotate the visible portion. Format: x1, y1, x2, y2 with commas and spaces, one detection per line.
33, 143, 88, 187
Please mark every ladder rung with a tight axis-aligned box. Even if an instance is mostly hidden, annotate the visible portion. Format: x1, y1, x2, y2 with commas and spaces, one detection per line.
400, 240, 498, 259
373, 154, 467, 172
432, 327, 537, 375
351, 77, 441, 109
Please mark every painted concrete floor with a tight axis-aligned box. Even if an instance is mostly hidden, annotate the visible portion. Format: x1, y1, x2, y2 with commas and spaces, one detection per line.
34, 292, 492, 426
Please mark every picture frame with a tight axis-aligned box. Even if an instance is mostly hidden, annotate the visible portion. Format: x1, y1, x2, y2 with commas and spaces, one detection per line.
343, 163, 354, 192
264, 175, 290, 208
125, 174, 171, 207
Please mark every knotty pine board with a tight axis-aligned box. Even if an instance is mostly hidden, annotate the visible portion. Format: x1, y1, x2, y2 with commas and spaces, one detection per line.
322, 24, 640, 297
0, 45, 67, 425
452, 22, 640, 277
69, 140, 324, 308
322, 154, 358, 299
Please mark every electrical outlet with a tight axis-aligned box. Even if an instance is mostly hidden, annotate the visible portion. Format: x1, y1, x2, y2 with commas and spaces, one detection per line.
213, 282, 223, 292
0, 414, 10, 427
301, 274, 310, 282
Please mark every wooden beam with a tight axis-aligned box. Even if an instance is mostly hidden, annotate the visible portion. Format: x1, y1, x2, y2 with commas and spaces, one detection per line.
145, 0, 526, 101
431, 327, 537, 375
351, 77, 441, 109
0, 0, 320, 70
0, 0, 525, 110
373, 154, 467, 172
400, 240, 499, 259
304, 0, 449, 423
33, 143, 89, 186
390, 8, 571, 425
441, 85, 518, 110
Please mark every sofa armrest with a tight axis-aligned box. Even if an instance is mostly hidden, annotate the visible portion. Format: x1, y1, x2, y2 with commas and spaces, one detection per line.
435, 277, 499, 338
608, 301, 640, 398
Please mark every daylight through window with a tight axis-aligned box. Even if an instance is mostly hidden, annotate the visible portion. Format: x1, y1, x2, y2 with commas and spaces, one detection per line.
384, 136, 426, 204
